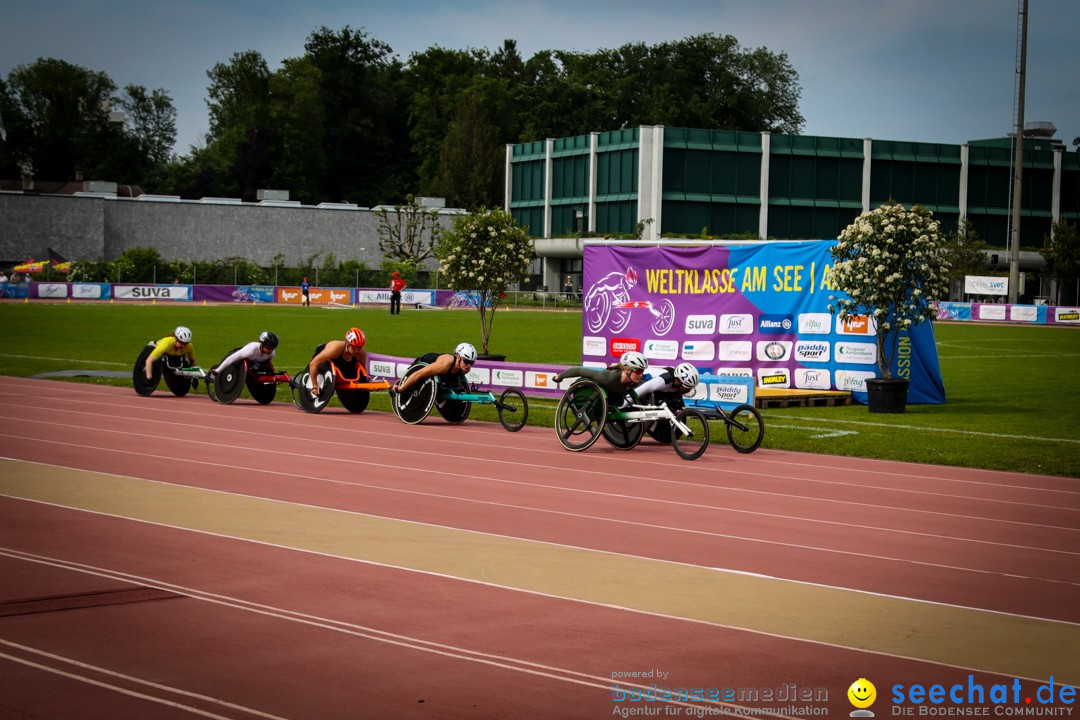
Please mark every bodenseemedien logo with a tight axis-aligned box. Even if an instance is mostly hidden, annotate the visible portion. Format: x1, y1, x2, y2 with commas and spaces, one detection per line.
849, 678, 878, 717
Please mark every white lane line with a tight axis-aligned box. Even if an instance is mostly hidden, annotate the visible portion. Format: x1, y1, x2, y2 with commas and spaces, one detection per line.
765, 413, 1080, 446
0, 353, 128, 367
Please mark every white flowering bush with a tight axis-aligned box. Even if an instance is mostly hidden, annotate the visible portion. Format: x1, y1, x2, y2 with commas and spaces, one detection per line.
829, 201, 950, 379
435, 208, 534, 355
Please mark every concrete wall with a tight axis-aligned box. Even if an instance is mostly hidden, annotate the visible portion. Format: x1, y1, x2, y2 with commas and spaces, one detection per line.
0, 193, 447, 268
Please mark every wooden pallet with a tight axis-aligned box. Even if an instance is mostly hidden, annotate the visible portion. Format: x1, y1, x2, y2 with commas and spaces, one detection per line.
754, 388, 853, 409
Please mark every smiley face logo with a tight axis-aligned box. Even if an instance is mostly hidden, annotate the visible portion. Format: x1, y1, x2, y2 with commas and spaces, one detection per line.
848, 678, 877, 709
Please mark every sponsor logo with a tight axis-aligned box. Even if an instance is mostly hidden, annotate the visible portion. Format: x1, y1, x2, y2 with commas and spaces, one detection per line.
758, 314, 794, 333
708, 383, 750, 404
282, 290, 299, 301
837, 315, 872, 335
684, 314, 717, 335
330, 290, 350, 303
369, 360, 395, 377
525, 371, 551, 388
493, 369, 524, 386
835, 369, 876, 391
835, 342, 877, 365
39, 283, 67, 298
719, 314, 754, 334
757, 340, 792, 362
681, 341, 716, 362
1055, 308, 1079, 323
758, 368, 790, 387
717, 341, 752, 362
794, 340, 831, 362
610, 337, 642, 355
644, 339, 679, 360
465, 367, 489, 384
978, 305, 1007, 321
794, 368, 832, 390
715, 367, 753, 378
1009, 306, 1038, 322
583, 336, 607, 356
798, 313, 832, 335
73, 284, 102, 299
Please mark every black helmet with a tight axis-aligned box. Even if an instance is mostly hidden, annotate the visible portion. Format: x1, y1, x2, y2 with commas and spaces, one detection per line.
259, 331, 279, 349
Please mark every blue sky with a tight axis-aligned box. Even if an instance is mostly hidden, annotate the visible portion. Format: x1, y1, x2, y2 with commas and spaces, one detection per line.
2, 0, 1077, 155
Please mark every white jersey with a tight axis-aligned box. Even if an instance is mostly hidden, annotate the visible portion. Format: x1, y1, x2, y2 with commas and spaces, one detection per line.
214, 341, 275, 373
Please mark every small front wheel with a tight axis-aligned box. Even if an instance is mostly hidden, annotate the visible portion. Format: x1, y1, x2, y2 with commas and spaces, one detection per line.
497, 388, 528, 432
726, 404, 764, 453
554, 380, 607, 452
672, 408, 710, 461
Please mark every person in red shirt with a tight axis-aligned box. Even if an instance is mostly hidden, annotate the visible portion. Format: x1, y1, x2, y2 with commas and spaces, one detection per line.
389, 271, 406, 315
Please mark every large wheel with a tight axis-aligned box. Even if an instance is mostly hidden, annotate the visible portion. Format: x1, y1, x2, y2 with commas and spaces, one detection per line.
246, 375, 277, 405
584, 290, 611, 334
393, 364, 437, 425
338, 389, 371, 414
497, 388, 528, 432
651, 298, 676, 336
211, 361, 246, 404
554, 380, 608, 452
292, 364, 335, 413
162, 368, 192, 397
726, 404, 765, 454
672, 408, 710, 461
435, 396, 471, 424
602, 416, 644, 450
132, 344, 161, 396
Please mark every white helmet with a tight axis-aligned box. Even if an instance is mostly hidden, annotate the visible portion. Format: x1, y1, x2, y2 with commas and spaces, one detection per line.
174, 326, 193, 343
674, 362, 700, 388
619, 351, 648, 371
455, 342, 477, 363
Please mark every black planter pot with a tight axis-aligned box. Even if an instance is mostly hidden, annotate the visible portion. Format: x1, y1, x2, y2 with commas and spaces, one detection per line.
865, 378, 910, 414
477, 353, 506, 362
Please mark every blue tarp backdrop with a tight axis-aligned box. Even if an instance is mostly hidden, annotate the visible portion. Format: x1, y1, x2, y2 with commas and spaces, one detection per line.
582, 242, 945, 404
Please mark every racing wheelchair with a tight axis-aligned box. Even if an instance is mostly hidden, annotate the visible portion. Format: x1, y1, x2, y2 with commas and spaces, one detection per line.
207, 351, 294, 405
643, 393, 765, 455
132, 343, 209, 397
391, 362, 528, 432
291, 352, 391, 414
554, 379, 711, 460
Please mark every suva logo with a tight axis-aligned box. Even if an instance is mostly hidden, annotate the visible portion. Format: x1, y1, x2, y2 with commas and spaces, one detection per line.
130, 287, 174, 298
758, 314, 794, 333
684, 315, 716, 334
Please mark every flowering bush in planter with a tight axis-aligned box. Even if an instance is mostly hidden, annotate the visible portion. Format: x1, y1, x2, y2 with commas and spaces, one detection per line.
828, 201, 950, 379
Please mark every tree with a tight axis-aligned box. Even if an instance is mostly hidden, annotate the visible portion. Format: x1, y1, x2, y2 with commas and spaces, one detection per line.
374, 196, 443, 270
940, 217, 988, 299
116, 85, 177, 167
435, 208, 533, 355
1040, 220, 1080, 305
431, 90, 503, 209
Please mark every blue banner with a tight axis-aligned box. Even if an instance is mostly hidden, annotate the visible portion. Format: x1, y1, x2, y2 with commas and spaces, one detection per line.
583, 242, 945, 404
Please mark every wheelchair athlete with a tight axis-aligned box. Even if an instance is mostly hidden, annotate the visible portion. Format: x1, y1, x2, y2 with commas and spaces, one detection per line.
554, 351, 649, 407
144, 326, 197, 383
391, 342, 477, 396
307, 327, 368, 397
212, 331, 279, 378
634, 362, 701, 443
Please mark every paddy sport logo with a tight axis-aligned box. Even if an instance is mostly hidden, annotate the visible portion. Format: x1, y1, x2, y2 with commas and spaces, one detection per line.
847, 677, 1076, 717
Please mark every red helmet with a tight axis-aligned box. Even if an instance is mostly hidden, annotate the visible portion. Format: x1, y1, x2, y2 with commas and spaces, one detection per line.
345, 327, 366, 349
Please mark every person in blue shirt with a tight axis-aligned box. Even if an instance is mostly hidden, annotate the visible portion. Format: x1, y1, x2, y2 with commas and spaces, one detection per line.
300, 276, 311, 306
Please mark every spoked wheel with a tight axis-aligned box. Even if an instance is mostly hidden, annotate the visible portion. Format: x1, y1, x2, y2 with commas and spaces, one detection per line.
651, 298, 676, 336
292, 364, 335, 413
726, 404, 765, 454
132, 344, 161, 396
602, 417, 644, 450
497, 388, 528, 432
554, 380, 608, 452
162, 369, 192, 397
246, 375, 277, 405
393, 364, 436, 425
672, 408, 710, 461
211, 361, 246, 404
337, 389, 371, 414
435, 397, 471, 424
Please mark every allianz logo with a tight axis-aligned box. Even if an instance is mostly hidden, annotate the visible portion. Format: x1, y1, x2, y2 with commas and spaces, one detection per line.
759, 319, 791, 329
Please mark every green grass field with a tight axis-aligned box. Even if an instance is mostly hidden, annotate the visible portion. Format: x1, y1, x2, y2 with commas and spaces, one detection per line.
1, 301, 1078, 477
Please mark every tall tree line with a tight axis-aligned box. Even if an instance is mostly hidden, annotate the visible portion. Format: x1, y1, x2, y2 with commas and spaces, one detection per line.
0, 29, 804, 210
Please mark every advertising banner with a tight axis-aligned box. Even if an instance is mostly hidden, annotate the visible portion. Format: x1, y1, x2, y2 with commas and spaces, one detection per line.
71, 283, 110, 300
1, 282, 30, 299
964, 275, 1008, 296
114, 284, 192, 301
34, 283, 69, 299
583, 243, 945, 404
193, 285, 277, 303
276, 287, 353, 305
356, 289, 436, 306
367, 353, 567, 398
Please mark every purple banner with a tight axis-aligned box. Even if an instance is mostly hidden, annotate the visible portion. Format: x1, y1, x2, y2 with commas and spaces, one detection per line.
367, 352, 568, 398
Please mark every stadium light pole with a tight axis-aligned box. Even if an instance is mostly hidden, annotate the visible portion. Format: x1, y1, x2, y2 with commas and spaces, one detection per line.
1007, 0, 1028, 304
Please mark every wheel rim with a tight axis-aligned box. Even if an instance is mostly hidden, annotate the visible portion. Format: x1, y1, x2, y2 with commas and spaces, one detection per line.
555, 382, 606, 451
673, 408, 710, 460
498, 388, 528, 432
727, 405, 764, 453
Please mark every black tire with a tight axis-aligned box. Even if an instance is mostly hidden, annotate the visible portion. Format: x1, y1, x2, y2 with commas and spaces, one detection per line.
338, 389, 371, 414
212, 361, 246, 404
162, 368, 192, 397
246, 375, 277, 405
435, 397, 471, 424
133, 344, 161, 396
602, 417, 644, 450
292, 364, 335, 413
497, 388, 528, 432
726, 404, 765, 454
554, 380, 608, 452
393, 364, 437, 425
673, 408, 710, 461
